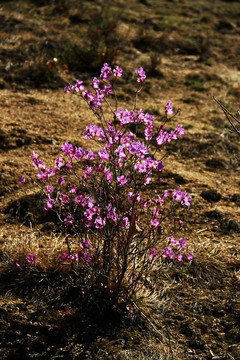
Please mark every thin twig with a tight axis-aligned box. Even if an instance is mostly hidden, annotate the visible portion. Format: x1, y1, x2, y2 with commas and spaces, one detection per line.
214, 97, 240, 136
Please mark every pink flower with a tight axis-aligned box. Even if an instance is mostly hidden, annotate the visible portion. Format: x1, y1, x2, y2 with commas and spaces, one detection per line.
187, 253, 194, 261
177, 253, 183, 262
98, 149, 109, 161
104, 168, 113, 183
151, 219, 159, 227
113, 66, 123, 77
144, 176, 152, 185
117, 175, 128, 186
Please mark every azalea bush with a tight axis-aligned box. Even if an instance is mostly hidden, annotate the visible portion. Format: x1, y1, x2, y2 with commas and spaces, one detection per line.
19, 64, 193, 310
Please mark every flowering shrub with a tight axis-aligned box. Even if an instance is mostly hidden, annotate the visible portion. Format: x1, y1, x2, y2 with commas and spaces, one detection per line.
24, 64, 193, 309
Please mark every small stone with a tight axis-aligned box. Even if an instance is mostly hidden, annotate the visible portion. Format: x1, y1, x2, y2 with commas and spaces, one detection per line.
226, 220, 239, 233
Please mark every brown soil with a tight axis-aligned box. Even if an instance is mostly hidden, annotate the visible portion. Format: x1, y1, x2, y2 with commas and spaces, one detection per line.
0, 0, 239, 359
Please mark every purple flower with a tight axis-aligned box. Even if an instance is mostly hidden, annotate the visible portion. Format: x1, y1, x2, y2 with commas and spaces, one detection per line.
100, 63, 112, 81
26, 253, 37, 264
57, 176, 65, 185
175, 124, 185, 136
59, 252, 68, 260
76, 251, 92, 264
68, 255, 75, 262
74, 79, 84, 92
64, 84, 74, 93
152, 207, 159, 218
44, 197, 54, 211
103, 84, 112, 96
64, 213, 74, 226
156, 130, 169, 145
13, 261, 20, 268
144, 125, 154, 140
59, 253, 74, 262
80, 239, 90, 249
37, 170, 48, 182
59, 193, 69, 206
127, 141, 148, 158
44, 185, 54, 195
181, 191, 191, 206
107, 203, 118, 222
84, 150, 97, 160
113, 66, 123, 77
61, 142, 74, 157
115, 145, 126, 161
187, 253, 194, 261
115, 109, 136, 126
144, 176, 152, 185
55, 157, 65, 168
17, 176, 25, 184
163, 190, 169, 198
177, 253, 183, 262
162, 247, 174, 259
176, 237, 187, 250
94, 216, 106, 229
92, 77, 99, 89
121, 217, 130, 228
168, 236, 176, 245
149, 248, 158, 259
136, 67, 146, 83
172, 189, 184, 201
164, 101, 173, 116
155, 195, 164, 206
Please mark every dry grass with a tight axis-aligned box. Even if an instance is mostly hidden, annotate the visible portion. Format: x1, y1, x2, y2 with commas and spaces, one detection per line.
1, 230, 70, 271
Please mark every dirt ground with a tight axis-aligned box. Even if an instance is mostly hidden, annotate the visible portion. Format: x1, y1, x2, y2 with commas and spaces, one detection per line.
0, 0, 240, 359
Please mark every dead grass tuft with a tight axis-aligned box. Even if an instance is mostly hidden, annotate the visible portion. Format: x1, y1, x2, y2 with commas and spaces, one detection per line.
1, 230, 70, 271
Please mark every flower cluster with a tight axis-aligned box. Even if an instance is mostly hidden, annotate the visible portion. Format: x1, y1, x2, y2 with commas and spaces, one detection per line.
161, 236, 193, 261
26, 253, 37, 264
59, 251, 92, 264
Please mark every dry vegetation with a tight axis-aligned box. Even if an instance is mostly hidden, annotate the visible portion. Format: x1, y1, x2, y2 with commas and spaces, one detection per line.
0, 0, 240, 359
